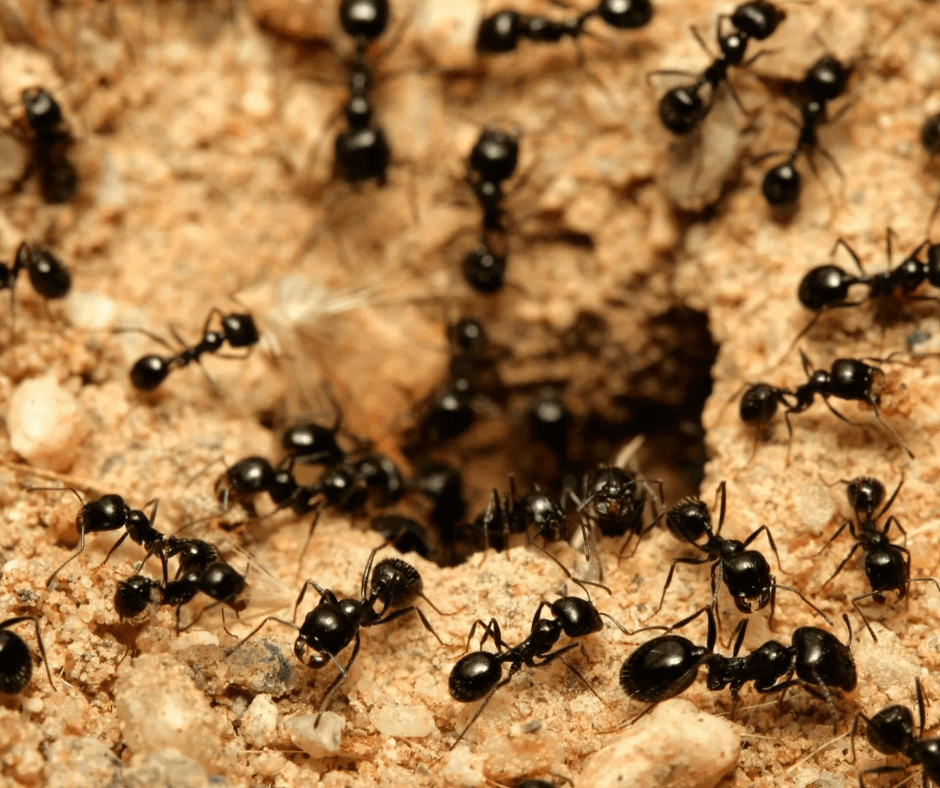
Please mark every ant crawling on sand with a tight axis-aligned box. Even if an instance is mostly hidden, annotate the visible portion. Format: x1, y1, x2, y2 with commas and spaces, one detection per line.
475, 0, 652, 55
652, 0, 786, 135
0, 616, 56, 694
120, 308, 260, 392
851, 679, 940, 788
1, 242, 71, 326
228, 544, 445, 723
12, 87, 78, 204
657, 481, 829, 628
818, 476, 940, 641
620, 606, 856, 733
761, 54, 853, 209
739, 350, 914, 460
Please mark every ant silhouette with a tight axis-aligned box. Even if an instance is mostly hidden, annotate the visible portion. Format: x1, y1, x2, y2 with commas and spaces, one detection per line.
818, 476, 940, 642
228, 544, 446, 724
31, 486, 171, 587
120, 308, 259, 392
761, 54, 853, 208
621, 606, 856, 733
475, 0, 652, 55
447, 555, 616, 749
0, 616, 57, 694
13, 87, 78, 204
1, 242, 72, 329
657, 481, 829, 629
851, 679, 940, 788
738, 350, 914, 461
652, 0, 786, 136
791, 233, 940, 347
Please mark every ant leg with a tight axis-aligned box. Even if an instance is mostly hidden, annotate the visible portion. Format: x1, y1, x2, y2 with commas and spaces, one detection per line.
808, 670, 843, 734
690, 23, 714, 58
113, 325, 179, 353
530, 541, 612, 598
448, 676, 513, 750
225, 615, 300, 655
857, 766, 911, 788
559, 652, 609, 709
295, 505, 322, 583
741, 524, 785, 572
870, 400, 915, 459
314, 632, 361, 727
293, 578, 335, 622
102, 532, 131, 566
875, 478, 905, 522
46, 529, 87, 587
820, 543, 863, 588
831, 237, 867, 276
714, 480, 727, 536
645, 68, 698, 84
372, 605, 446, 646
916, 678, 927, 738
653, 557, 712, 615
775, 584, 833, 625
821, 397, 862, 427
817, 519, 854, 556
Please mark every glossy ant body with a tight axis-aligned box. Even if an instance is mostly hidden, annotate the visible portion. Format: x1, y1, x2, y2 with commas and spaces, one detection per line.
793, 234, 940, 344
463, 129, 519, 293
762, 54, 852, 208
448, 578, 610, 748
335, 0, 392, 184
229, 545, 445, 723
575, 462, 662, 554
852, 679, 940, 788
476, 0, 652, 55
32, 487, 171, 587
15, 87, 78, 204
658, 481, 828, 627
654, 1, 786, 135
819, 476, 940, 641
620, 607, 856, 732
124, 309, 259, 392
738, 350, 913, 459
0, 616, 56, 694
1, 242, 72, 324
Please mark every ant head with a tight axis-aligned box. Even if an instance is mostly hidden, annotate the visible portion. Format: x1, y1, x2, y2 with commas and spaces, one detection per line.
282, 422, 343, 463
476, 10, 522, 53
598, 0, 653, 30
79, 493, 129, 532
450, 317, 488, 355
739, 383, 780, 427
762, 162, 802, 208
334, 126, 390, 184
21, 87, 63, 134
921, 112, 940, 155
804, 54, 851, 102
115, 576, 161, 619
469, 128, 520, 185
339, 0, 389, 42
552, 597, 603, 638
224, 456, 277, 496
449, 651, 501, 702
730, 1, 786, 41
748, 639, 791, 682
797, 265, 853, 311
866, 704, 916, 755
659, 86, 704, 136
528, 388, 571, 448
463, 242, 507, 293
221, 313, 259, 348
846, 476, 885, 515
666, 497, 712, 544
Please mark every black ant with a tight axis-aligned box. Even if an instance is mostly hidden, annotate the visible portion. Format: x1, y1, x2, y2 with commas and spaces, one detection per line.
447, 573, 613, 749
792, 234, 940, 346
32, 487, 171, 587
122, 308, 259, 392
0, 616, 56, 694
761, 54, 853, 208
1, 242, 72, 326
658, 481, 829, 628
738, 350, 914, 460
819, 476, 940, 642
463, 128, 519, 293
620, 606, 856, 733
851, 679, 940, 788
14, 87, 78, 204
228, 544, 445, 723
334, 0, 392, 184
653, 1, 786, 135
371, 514, 433, 558
476, 0, 652, 55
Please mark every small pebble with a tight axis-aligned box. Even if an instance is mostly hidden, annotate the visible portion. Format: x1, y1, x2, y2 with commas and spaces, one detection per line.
284, 712, 344, 757
370, 700, 437, 738
8, 376, 90, 472
241, 694, 279, 748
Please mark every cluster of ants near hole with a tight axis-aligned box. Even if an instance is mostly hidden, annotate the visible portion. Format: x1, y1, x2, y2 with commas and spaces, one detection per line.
6, 2, 940, 788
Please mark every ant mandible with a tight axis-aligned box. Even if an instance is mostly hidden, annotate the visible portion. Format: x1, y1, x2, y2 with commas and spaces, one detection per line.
228, 544, 445, 723
818, 476, 940, 641
14, 87, 78, 204
761, 54, 853, 208
653, 1, 786, 135
476, 0, 652, 55
0, 616, 57, 694
738, 350, 914, 461
122, 308, 260, 392
620, 606, 856, 733
1, 242, 72, 327
657, 481, 829, 628
851, 679, 940, 788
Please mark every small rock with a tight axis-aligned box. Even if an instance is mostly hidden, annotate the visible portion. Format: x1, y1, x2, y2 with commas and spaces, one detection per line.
67, 291, 118, 330
125, 749, 209, 788
8, 376, 90, 472
241, 694, 279, 748
284, 712, 344, 757
43, 737, 123, 788
370, 700, 437, 738
440, 744, 486, 787
575, 700, 740, 788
